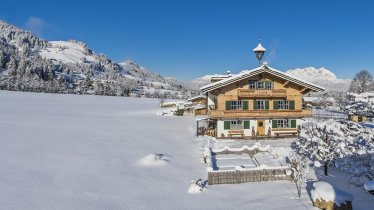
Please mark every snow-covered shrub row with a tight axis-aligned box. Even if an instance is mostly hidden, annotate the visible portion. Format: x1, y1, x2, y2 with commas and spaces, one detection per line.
345, 92, 374, 114
294, 119, 374, 185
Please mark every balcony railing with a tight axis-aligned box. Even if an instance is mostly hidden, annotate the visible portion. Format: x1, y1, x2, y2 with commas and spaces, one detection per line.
237, 89, 287, 98
210, 109, 312, 119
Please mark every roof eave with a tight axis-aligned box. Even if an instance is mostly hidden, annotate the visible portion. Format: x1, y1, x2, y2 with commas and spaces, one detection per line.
200, 65, 325, 93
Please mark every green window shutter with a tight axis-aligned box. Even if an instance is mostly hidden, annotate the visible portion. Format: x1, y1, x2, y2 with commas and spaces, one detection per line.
273, 101, 279, 110
265, 100, 269, 110
243, 101, 248, 110
253, 100, 257, 110
289, 100, 295, 110
225, 101, 231, 110
214, 97, 217, 109
244, 121, 250, 129
291, 119, 296, 128
272, 120, 278, 128
224, 121, 230, 130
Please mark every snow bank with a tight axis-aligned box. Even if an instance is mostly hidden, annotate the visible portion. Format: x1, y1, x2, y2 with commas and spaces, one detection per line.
254, 152, 282, 167
137, 154, 170, 167
311, 182, 353, 205
211, 142, 268, 153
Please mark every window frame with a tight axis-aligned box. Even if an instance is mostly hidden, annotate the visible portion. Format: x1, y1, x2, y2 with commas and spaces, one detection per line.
230, 120, 244, 130
277, 119, 290, 128
248, 80, 273, 90
266, 81, 273, 89
249, 81, 256, 89
231, 100, 243, 110
256, 81, 266, 89
256, 100, 266, 110
277, 100, 289, 110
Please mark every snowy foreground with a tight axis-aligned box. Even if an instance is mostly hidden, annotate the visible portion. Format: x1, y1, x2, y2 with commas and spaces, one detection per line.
0, 91, 373, 209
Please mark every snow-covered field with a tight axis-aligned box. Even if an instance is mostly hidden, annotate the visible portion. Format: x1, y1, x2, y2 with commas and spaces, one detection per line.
0, 91, 373, 209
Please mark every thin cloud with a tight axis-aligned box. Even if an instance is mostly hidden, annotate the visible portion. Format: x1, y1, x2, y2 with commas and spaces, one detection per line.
25, 17, 46, 36
265, 39, 280, 65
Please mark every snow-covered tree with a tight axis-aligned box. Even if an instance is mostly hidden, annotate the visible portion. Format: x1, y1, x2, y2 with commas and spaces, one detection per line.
296, 119, 374, 182
296, 120, 343, 176
289, 151, 311, 198
349, 70, 373, 94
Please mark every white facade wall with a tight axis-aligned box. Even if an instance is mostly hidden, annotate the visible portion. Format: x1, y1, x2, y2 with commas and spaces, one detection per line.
207, 93, 216, 114
217, 118, 301, 138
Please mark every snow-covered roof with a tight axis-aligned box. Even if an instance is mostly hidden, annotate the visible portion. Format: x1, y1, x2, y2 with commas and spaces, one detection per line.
253, 43, 266, 52
303, 97, 319, 102
194, 104, 206, 110
187, 95, 205, 102
211, 74, 231, 78
200, 64, 325, 93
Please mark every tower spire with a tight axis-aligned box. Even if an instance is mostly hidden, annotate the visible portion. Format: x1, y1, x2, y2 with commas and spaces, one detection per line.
253, 36, 266, 67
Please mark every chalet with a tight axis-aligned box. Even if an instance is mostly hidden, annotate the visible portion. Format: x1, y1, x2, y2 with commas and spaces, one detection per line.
198, 42, 325, 139
188, 95, 207, 115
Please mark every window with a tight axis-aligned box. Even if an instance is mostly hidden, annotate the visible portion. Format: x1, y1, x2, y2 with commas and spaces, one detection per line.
256, 81, 265, 89
231, 100, 243, 110
278, 100, 289, 110
248, 80, 272, 89
249, 81, 256, 89
230, 120, 244, 129
257, 100, 266, 110
266, 81, 273, 89
277, 119, 290, 128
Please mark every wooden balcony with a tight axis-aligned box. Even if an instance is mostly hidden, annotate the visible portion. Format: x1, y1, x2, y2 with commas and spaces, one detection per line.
237, 89, 287, 98
210, 109, 312, 119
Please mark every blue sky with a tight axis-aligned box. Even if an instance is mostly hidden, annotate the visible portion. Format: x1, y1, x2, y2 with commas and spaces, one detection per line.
1, 0, 374, 80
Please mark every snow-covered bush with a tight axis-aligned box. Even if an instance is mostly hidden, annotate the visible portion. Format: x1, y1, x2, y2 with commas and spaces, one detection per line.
295, 119, 374, 180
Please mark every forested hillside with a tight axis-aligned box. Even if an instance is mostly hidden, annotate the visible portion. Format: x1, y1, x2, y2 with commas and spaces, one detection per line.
0, 20, 194, 98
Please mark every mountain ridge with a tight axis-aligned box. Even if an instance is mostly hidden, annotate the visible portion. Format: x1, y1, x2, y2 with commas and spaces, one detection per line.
0, 20, 194, 98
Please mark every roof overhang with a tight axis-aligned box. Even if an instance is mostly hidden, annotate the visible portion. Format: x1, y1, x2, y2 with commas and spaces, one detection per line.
187, 95, 206, 102
200, 65, 325, 93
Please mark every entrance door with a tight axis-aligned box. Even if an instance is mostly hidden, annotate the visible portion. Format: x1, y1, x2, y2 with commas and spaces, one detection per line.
257, 120, 265, 136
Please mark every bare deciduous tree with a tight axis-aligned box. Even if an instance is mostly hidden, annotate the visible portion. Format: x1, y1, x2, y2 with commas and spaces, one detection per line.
349, 70, 373, 94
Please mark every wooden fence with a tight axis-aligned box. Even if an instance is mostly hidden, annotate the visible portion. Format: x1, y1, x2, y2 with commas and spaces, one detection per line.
208, 168, 292, 185
312, 109, 347, 120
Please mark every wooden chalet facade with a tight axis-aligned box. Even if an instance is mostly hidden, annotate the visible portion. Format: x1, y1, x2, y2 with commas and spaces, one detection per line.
199, 64, 325, 139
188, 95, 208, 115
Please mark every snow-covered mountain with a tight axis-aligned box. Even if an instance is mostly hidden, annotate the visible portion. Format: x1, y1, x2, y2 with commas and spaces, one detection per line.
38, 40, 96, 64
0, 20, 193, 98
286, 67, 351, 92
189, 73, 232, 89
